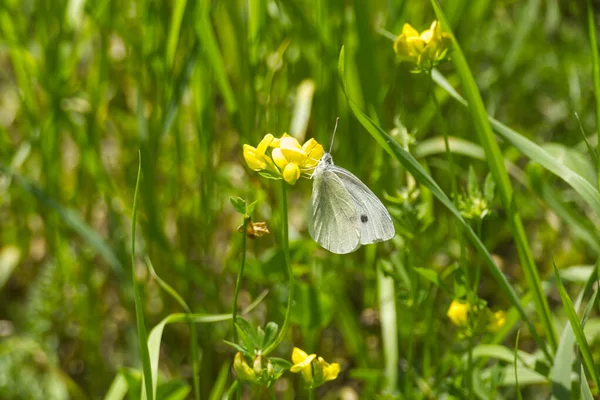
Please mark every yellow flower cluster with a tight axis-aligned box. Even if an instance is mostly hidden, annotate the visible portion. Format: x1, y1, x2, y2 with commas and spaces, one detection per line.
243, 133, 324, 185
447, 299, 470, 327
446, 299, 507, 333
290, 347, 340, 388
394, 21, 452, 72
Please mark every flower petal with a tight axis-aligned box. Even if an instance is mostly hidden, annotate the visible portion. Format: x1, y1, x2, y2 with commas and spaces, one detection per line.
272, 147, 288, 169
256, 134, 275, 154
318, 357, 340, 382
447, 300, 470, 326
282, 163, 301, 185
402, 23, 419, 38
292, 347, 310, 365
233, 352, 256, 381
243, 144, 267, 171
302, 139, 324, 169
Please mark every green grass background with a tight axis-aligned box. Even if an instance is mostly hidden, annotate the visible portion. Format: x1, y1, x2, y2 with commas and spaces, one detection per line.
1, 0, 600, 398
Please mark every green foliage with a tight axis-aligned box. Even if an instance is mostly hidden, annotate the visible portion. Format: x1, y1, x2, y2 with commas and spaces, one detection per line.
1, 0, 600, 398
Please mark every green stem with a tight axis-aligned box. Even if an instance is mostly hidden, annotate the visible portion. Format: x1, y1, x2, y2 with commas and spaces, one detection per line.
467, 331, 474, 400
190, 321, 201, 400
586, 0, 600, 190
378, 259, 398, 393
263, 181, 293, 356
132, 152, 153, 400
308, 388, 315, 400
232, 217, 249, 343
473, 218, 483, 293
428, 72, 471, 289
429, 71, 459, 201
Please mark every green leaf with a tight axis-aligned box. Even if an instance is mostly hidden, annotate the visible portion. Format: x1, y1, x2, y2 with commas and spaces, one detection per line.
0, 164, 122, 274
208, 363, 231, 400
515, 330, 523, 400
542, 143, 596, 186
467, 165, 480, 198
234, 321, 256, 355
262, 322, 278, 349
431, 0, 557, 353
143, 312, 234, 400
195, 6, 238, 115
581, 363, 595, 400
338, 45, 549, 360
433, 70, 600, 218
413, 267, 451, 294
104, 371, 128, 400
551, 261, 599, 400
133, 153, 153, 400
165, 0, 187, 69
246, 199, 259, 216
223, 340, 248, 355
483, 173, 496, 204
586, 0, 600, 188
553, 263, 600, 393
230, 197, 246, 215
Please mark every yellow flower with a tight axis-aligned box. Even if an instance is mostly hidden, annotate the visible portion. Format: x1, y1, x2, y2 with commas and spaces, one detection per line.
243, 133, 324, 185
316, 356, 340, 382
447, 300, 470, 327
487, 310, 507, 333
394, 20, 452, 72
290, 347, 340, 388
233, 352, 256, 381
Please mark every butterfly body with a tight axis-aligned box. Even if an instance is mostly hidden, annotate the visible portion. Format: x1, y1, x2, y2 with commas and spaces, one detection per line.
308, 153, 395, 254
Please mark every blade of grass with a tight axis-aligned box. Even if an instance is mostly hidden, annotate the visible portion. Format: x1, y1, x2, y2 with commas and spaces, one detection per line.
581, 363, 595, 400
433, 70, 600, 217
551, 260, 599, 400
575, 112, 598, 163
514, 330, 523, 400
377, 260, 398, 393
146, 257, 200, 400
414, 136, 527, 185
0, 163, 122, 274
104, 371, 129, 400
431, 0, 557, 351
208, 363, 231, 400
141, 292, 267, 400
166, 0, 187, 69
132, 152, 153, 400
553, 263, 600, 393
338, 46, 550, 361
195, 4, 237, 116
586, 0, 600, 189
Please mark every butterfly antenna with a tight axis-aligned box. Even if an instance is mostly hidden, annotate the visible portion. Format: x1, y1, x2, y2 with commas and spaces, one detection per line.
328, 117, 340, 153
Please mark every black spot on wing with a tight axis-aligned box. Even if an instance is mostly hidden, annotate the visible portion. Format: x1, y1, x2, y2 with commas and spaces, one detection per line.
360, 214, 368, 223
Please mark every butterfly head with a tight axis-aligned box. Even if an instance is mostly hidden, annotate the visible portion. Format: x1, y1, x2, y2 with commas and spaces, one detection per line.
310, 153, 334, 179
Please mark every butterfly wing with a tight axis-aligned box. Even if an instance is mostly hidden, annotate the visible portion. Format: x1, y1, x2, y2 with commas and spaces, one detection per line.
308, 168, 361, 254
330, 166, 395, 245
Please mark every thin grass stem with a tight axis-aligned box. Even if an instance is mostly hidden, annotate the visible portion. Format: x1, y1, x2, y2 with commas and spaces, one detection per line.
263, 181, 293, 356
132, 151, 153, 400
232, 217, 249, 343
585, 0, 600, 189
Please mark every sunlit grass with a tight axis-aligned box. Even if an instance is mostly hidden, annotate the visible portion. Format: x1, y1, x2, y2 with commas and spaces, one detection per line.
1, 0, 600, 399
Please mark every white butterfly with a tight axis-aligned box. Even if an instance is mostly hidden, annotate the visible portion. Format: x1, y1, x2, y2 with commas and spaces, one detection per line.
307, 123, 395, 254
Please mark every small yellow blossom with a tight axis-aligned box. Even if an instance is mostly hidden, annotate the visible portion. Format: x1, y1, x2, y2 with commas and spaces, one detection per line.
447, 300, 470, 327
237, 220, 270, 239
290, 347, 340, 388
243, 133, 324, 185
233, 352, 256, 381
394, 20, 452, 72
316, 356, 340, 382
487, 310, 507, 333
